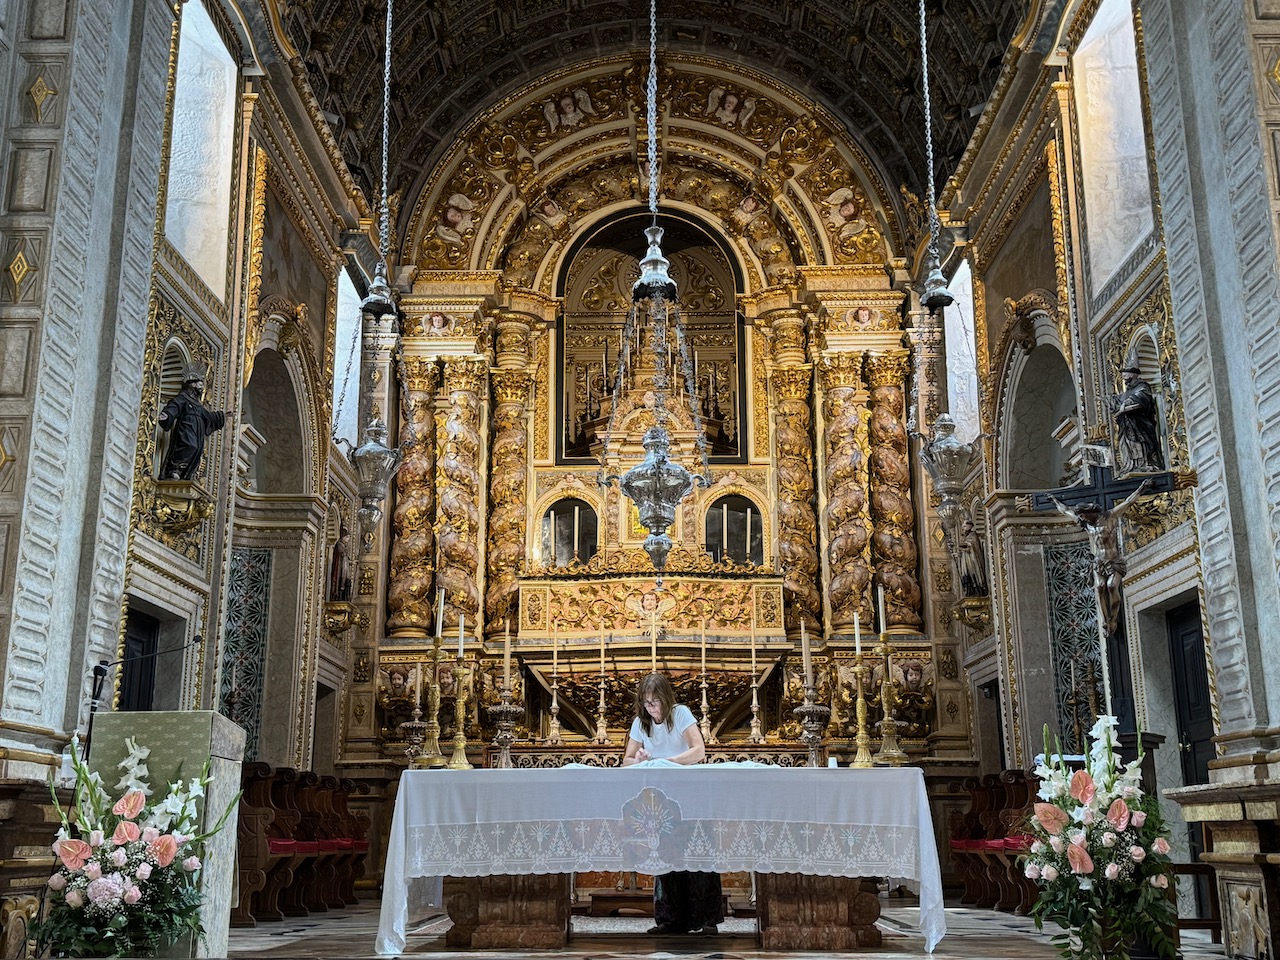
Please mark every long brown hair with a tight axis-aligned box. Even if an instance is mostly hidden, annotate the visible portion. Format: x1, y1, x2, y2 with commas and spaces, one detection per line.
634, 673, 677, 737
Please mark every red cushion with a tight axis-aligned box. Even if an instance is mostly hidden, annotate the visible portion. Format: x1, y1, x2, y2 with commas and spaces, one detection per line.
352, 840, 370, 852
1003, 834, 1034, 852
951, 838, 983, 851
293, 840, 320, 854
266, 838, 296, 855
977, 839, 1007, 851
318, 839, 343, 853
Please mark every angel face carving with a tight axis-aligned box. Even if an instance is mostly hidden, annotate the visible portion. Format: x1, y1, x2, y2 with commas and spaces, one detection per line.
825, 187, 867, 240
705, 87, 756, 131
437, 193, 475, 246
544, 89, 596, 132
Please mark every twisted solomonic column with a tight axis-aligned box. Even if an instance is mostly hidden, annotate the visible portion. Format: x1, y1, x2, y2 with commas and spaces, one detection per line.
773, 365, 822, 632
485, 369, 532, 634
819, 352, 872, 633
866, 351, 922, 630
386, 357, 441, 636
438, 357, 488, 636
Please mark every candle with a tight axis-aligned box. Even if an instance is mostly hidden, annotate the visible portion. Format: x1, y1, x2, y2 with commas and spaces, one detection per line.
694, 350, 700, 385
600, 624, 606, 674
701, 619, 707, 674
877, 585, 887, 635
750, 616, 757, 677
745, 507, 752, 557
722, 502, 729, 557
414, 662, 422, 704
552, 621, 558, 674
650, 613, 657, 671
458, 611, 465, 660
801, 618, 813, 687
854, 612, 861, 658
503, 619, 511, 689
436, 589, 445, 638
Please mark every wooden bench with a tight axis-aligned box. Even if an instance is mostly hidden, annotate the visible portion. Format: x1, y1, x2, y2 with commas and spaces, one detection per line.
947, 769, 1039, 914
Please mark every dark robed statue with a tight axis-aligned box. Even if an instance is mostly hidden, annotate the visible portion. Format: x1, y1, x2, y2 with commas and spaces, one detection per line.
1111, 352, 1164, 474
158, 367, 230, 481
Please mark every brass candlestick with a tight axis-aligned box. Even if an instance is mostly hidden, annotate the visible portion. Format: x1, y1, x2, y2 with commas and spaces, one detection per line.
747, 679, 765, 743
592, 672, 611, 744
486, 684, 524, 768
873, 640, 907, 766
793, 682, 831, 768
545, 673, 564, 745
419, 641, 447, 768
851, 655, 874, 768
446, 658, 472, 769
400, 704, 428, 763
699, 673, 717, 745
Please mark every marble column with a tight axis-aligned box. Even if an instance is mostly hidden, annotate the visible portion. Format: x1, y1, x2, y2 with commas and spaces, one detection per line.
818, 352, 872, 633
770, 308, 821, 632
485, 313, 533, 636
866, 351, 922, 630
438, 357, 488, 636
386, 357, 440, 637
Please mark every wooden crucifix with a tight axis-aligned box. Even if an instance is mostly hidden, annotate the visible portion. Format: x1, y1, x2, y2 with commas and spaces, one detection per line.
1032, 463, 1175, 733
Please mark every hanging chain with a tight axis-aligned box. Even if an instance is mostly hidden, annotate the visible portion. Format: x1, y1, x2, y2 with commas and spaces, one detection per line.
647, 0, 659, 218
918, 0, 942, 269
379, 0, 394, 273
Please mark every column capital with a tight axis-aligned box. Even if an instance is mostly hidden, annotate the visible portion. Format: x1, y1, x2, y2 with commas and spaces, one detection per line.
865, 350, 911, 388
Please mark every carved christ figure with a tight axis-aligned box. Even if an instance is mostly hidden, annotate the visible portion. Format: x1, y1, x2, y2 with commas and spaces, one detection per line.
1048, 480, 1150, 635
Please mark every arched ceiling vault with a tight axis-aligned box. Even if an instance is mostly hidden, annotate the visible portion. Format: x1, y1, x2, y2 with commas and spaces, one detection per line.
263, 1, 1027, 259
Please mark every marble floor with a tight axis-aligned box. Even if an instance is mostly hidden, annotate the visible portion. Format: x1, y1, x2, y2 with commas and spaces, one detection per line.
227, 899, 1227, 959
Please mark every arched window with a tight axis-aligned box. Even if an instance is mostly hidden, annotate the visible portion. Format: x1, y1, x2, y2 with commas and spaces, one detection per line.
705, 494, 763, 565
541, 497, 598, 566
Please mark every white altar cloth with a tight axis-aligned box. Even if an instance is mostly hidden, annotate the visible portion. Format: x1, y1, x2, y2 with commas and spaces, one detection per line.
376, 763, 945, 954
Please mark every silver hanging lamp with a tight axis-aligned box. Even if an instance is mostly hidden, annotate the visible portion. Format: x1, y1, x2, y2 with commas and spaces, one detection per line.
350, 0, 401, 542
596, 0, 710, 584
917, 0, 954, 313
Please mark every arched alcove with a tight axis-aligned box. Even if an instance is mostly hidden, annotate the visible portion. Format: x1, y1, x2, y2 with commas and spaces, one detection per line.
242, 349, 305, 494
1003, 345, 1078, 490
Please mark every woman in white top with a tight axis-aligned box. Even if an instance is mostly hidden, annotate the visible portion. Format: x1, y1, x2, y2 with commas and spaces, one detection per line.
622, 673, 724, 936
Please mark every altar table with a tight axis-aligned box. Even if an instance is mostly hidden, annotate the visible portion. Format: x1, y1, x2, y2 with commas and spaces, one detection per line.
375, 764, 945, 954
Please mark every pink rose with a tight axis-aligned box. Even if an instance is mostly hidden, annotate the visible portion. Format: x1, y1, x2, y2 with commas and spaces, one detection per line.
1130, 845, 1147, 862
1082, 808, 1096, 825
135, 862, 152, 881
1150, 874, 1169, 889
64, 889, 84, 909
182, 855, 201, 872
1131, 810, 1147, 827
1153, 837, 1171, 855
123, 885, 142, 905
148, 834, 179, 868
83, 861, 102, 881
1049, 835, 1064, 853
110, 847, 128, 867
1024, 863, 1041, 879
47, 873, 67, 891
1105, 863, 1120, 880
112, 789, 147, 820
1042, 865, 1059, 882
1101, 832, 1117, 848
112, 821, 141, 846
88, 830, 105, 848
53, 838, 92, 871
141, 827, 160, 843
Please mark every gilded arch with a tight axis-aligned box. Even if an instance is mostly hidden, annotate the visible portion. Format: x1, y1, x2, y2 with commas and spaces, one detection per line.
402, 55, 906, 288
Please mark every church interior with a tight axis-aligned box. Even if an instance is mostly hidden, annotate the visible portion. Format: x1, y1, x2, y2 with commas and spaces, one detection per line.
2, 0, 1280, 955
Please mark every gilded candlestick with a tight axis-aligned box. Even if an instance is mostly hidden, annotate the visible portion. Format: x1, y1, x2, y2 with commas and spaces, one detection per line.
592, 672, 611, 744
418, 636, 446, 768
399, 703, 428, 762
851, 655, 874, 768
793, 682, 830, 768
545, 672, 564, 745
446, 658, 472, 769
873, 639, 907, 766
699, 673, 717, 745
747, 678, 764, 743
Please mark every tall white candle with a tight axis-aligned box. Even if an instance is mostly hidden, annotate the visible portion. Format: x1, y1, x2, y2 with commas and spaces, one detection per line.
503, 619, 511, 689
650, 614, 657, 671
854, 612, 861, 657
750, 616, 757, 676
745, 507, 752, 557
801, 618, 813, 686
600, 624, 606, 674
573, 505, 580, 554
414, 662, 422, 704
552, 621, 558, 673
877, 585, 887, 635
458, 611, 465, 660
722, 502, 729, 556
701, 619, 707, 674
436, 589, 445, 638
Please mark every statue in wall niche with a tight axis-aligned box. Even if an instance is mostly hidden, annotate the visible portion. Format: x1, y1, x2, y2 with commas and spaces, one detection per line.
157, 366, 231, 481
328, 525, 353, 602
957, 519, 989, 597
1111, 350, 1164, 474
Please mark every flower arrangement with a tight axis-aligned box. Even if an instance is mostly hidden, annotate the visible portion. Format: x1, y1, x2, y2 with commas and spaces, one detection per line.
1023, 716, 1177, 960
32, 735, 235, 958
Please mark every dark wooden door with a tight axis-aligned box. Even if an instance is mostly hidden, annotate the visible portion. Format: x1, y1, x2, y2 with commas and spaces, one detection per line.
120, 610, 159, 711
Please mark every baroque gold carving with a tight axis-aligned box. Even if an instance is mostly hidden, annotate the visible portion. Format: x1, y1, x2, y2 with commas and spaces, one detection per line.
387, 359, 441, 636
486, 369, 532, 632
242, 148, 268, 387
820, 354, 871, 631
865, 352, 922, 630
438, 357, 489, 630
753, 328, 769, 459
773, 364, 820, 631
